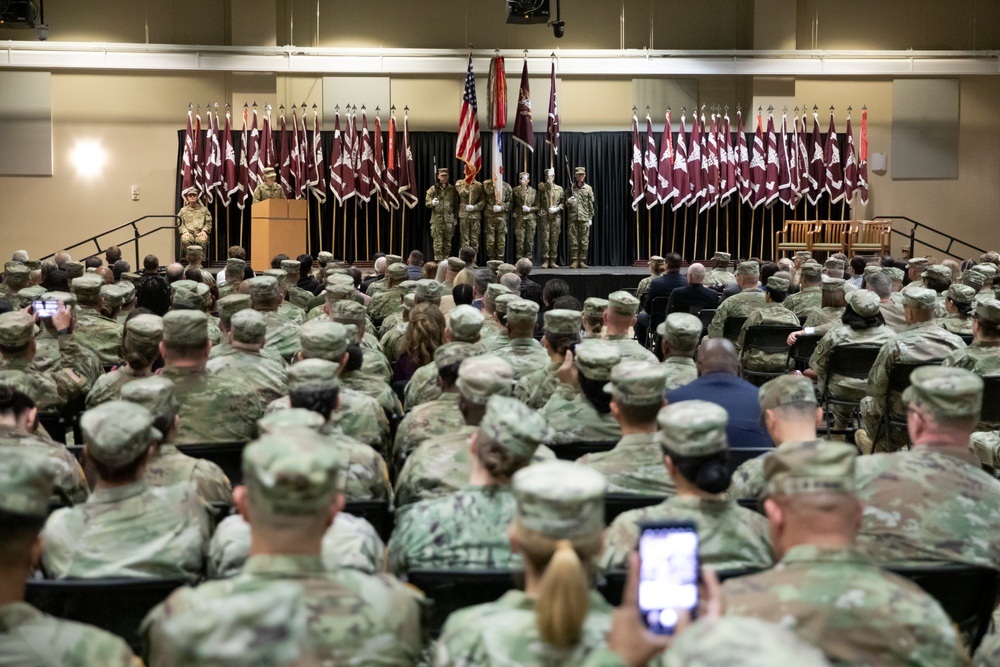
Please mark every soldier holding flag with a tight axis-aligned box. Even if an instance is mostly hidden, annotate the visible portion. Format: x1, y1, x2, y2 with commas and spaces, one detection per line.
425, 168, 459, 261
513, 171, 539, 259
537, 167, 564, 268
482, 174, 512, 262
456, 178, 485, 255
566, 167, 595, 268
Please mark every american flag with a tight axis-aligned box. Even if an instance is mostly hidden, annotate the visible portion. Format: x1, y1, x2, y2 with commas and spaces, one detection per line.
456, 55, 482, 184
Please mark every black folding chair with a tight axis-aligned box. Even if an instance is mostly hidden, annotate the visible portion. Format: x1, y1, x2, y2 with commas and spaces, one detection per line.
645, 296, 671, 350
604, 494, 665, 524
726, 447, 773, 475
344, 499, 394, 542
547, 440, 618, 461
25, 577, 188, 654
740, 325, 801, 386
208, 501, 234, 531
721, 316, 747, 343
789, 333, 823, 372
176, 441, 247, 485
698, 308, 717, 338
736, 498, 764, 514
959, 333, 974, 346
822, 344, 883, 437
599, 567, 763, 606
37, 411, 68, 444
980, 376, 1000, 424
404, 570, 518, 638
883, 362, 940, 449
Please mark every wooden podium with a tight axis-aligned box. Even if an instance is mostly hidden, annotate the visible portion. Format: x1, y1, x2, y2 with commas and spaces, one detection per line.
250, 199, 308, 269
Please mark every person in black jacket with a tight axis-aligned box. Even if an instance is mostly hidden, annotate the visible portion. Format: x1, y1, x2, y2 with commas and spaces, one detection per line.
665, 263, 722, 316
635, 252, 687, 343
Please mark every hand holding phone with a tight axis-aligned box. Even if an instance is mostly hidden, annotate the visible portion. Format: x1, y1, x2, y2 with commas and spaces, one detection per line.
32, 300, 60, 319
638, 520, 699, 635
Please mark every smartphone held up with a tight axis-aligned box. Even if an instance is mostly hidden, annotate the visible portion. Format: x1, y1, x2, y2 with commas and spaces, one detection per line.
638, 520, 699, 635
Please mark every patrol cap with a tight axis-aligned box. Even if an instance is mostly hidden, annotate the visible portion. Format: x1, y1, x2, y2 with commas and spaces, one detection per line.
434, 343, 480, 371
242, 432, 342, 515
900, 283, 937, 309
279, 260, 301, 276
884, 267, 905, 283
298, 320, 349, 361
387, 262, 408, 281
583, 297, 609, 319
656, 312, 702, 349
217, 294, 251, 321
656, 400, 728, 456
170, 285, 203, 311
342, 323, 359, 344
117, 280, 136, 304
766, 275, 789, 291
4, 262, 28, 283
324, 283, 355, 303
497, 263, 516, 277
512, 459, 605, 538
258, 407, 325, 434
921, 264, 952, 283
249, 276, 280, 301
326, 274, 355, 289
544, 309, 582, 335
436, 168, 449, 176
186, 245, 205, 258
449, 304, 484, 342
486, 259, 503, 273
764, 440, 857, 496
799, 263, 822, 280
71, 275, 103, 301
902, 366, 983, 422
824, 257, 845, 272
573, 340, 621, 380
494, 292, 519, 315
23, 259, 40, 271
385, 254, 403, 266
120, 376, 178, 423
604, 360, 667, 406
793, 251, 812, 261
402, 293, 416, 311
262, 166, 277, 177
648, 255, 666, 268
0, 448, 56, 517
447, 257, 466, 272
415, 279, 443, 302
124, 313, 163, 349
506, 299, 539, 325
231, 308, 268, 345
263, 269, 288, 284
735, 261, 759, 277
947, 284, 976, 305
847, 289, 881, 317
121, 272, 143, 285
477, 395, 551, 459
821, 276, 845, 293
456, 354, 514, 403
81, 400, 161, 468
863, 265, 883, 280
171, 279, 199, 293
63, 261, 85, 278
317, 251, 334, 264
398, 280, 418, 296
975, 298, 1000, 324
484, 283, 510, 305
906, 257, 929, 271
574, 166, 587, 175
0, 311, 34, 348
758, 373, 817, 412
963, 270, 986, 291
162, 309, 209, 346
974, 264, 997, 281
19, 285, 48, 309
182, 186, 199, 196
712, 251, 731, 262
607, 291, 640, 317
330, 298, 366, 323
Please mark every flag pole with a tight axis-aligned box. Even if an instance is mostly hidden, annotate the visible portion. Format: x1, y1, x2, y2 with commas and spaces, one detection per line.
725, 205, 731, 252
354, 201, 359, 263
400, 207, 406, 259
670, 209, 678, 254
702, 208, 708, 261
737, 203, 742, 259
683, 207, 690, 260
342, 202, 347, 260
635, 209, 641, 263
659, 207, 665, 257
692, 210, 699, 263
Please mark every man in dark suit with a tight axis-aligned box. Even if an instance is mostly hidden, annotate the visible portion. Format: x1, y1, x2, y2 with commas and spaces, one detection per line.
665, 338, 773, 449
516, 257, 544, 308
634, 252, 687, 344
666, 262, 721, 315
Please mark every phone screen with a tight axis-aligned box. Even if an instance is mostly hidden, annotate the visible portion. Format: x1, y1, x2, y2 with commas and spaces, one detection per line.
32, 300, 60, 318
638, 521, 699, 635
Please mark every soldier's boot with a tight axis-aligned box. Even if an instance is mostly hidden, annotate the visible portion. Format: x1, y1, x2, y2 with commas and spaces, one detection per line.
579, 257, 589, 268
854, 428, 875, 455
571, 259, 580, 269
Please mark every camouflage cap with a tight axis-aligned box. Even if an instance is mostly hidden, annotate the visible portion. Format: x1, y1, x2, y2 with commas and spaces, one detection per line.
975, 298, 1000, 324
863, 264, 883, 279
70, 275, 103, 300
506, 298, 539, 324
385, 254, 403, 265
735, 261, 759, 277
18, 285, 47, 308
574, 340, 622, 381
263, 269, 288, 284
124, 313, 163, 349
162, 309, 209, 345
279, 260, 301, 275
447, 257, 466, 272
902, 366, 982, 422
456, 354, 514, 403
885, 267, 905, 282
398, 280, 418, 296
648, 255, 666, 268
484, 283, 511, 305
449, 304, 485, 341
764, 440, 857, 496
486, 259, 503, 272
387, 262, 408, 281
242, 432, 341, 516
40, 290, 75, 307
225, 257, 246, 274
604, 360, 668, 406
712, 251, 731, 262
433, 343, 480, 370
4, 262, 28, 281
249, 276, 280, 301
170, 285, 204, 311
656, 312, 702, 348
325, 273, 355, 289
81, 400, 160, 467
317, 251, 334, 263
231, 308, 268, 344
186, 245, 205, 257
656, 400, 728, 456
900, 283, 937, 309
287, 358, 340, 393
342, 323, 360, 344
494, 292, 519, 315
847, 289, 881, 317
575, 166, 587, 175
121, 272, 143, 285
298, 320, 349, 361
799, 263, 822, 280
171, 279, 199, 293
963, 270, 986, 290
120, 375, 178, 422
947, 284, 976, 305
0, 448, 56, 517
415, 279, 444, 302
181, 186, 199, 196
498, 263, 516, 277
117, 280, 136, 304
758, 373, 817, 412
23, 259, 40, 271
824, 257, 845, 272
512, 459, 605, 538
63, 261, 85, 278
906, 257, 929, 270
766, 275, 790, 291
821, 276, 845, 293
478, 395, 551, 459
974, 263, 998, 280
607, 291, 640, 317
666, 616, 831, 667
583, 297, 609, 318
0, 311, 34, 347
921, 264, 952, 283
793, 251, 812, 260
217, 294, 251, 320
258, 408, 325, 435
324, 283, 355, 303
402, 293, 416, 311
330, 298, 366, 323
544, 309, 582, 335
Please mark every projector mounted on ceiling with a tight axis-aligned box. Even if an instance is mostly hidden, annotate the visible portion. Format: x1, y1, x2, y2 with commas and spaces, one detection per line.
506, 0, 550, 25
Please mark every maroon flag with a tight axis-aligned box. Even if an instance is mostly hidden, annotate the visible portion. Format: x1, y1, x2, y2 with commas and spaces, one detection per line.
192, 109, 205, 196
289, 107, 301, 199
824, 110, 844, 203
656, 110, 673, 206
220, 108, 236, 206
383, 109, 401, 210
309, 109, 327, 204
512, 59, 534, 152
701, 112, 719, 213
357, 107, 376, 203
859, 107, 869, 206
456, 56, 483, 183
235, 106, 251, 210
737, 110, 752, 204
248, 106, 262, 190
204, 106, 221, 204
807, 109, 825, 206
328, 108, 349, 204
346, 107, 360, 197
778, 111, 794, 208
546, 61, 559, 155
643, 113, 658, 209
843, 113, 857, 204
278, 109, 292, 197
764, 110, 780, 207
670, 114, 689, 211
297, 107, 311, 200
182, 108, 194, 191
797, 109, 810, 204
749, 111, 766, 209
261, 106, 275, 172
687, 113, 704, 210
720, 112, 738, 205
629, 112, 643, 211
372, 110, 385, 205
399, 109, 418, 208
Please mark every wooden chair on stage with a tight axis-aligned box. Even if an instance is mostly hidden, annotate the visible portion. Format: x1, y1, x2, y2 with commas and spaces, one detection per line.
849, 219, 893, 257
775, 221, 820, 258
811, 221, 853, 258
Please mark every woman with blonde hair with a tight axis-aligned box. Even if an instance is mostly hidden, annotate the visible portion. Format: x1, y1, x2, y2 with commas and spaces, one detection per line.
434, 459, 611, 665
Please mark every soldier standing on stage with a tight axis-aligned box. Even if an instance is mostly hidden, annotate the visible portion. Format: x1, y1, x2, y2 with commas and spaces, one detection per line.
425, 168, 459, 262
252, 166, 286, 204
566, 167, 595, 268
537, 168, 564, 268
512, 172, 539, 260
482, 174, 512, 262
177, 186, 212, 250
456, 178, 485, 255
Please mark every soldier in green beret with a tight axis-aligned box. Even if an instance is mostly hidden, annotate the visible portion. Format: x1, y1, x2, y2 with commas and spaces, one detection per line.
404, 304, 484, 410
143, 431, 425, 666
0, 448, 136, 664
0, 310, 87, 411
856, 284, 967, 453
604, 291, 658, 364
514, 308, 582, 410
541, 340, 623, 445
42, 400, 211, 582
657, 312, 701, 390
724, 438, 965, 666
86, 313, 163, 408
582, 297, 608, 338
600, 399, 773, 573
783, 262, 823, 319
248, 276, 301, 362
207, 308, 288, 414
70, 274, 124, 365
736, 274, 799, 377
707, 262, 766, 339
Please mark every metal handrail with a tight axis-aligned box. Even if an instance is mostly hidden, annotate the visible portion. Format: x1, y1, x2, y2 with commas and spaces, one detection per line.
39, 215, 180, 268
872, 215, 988, 261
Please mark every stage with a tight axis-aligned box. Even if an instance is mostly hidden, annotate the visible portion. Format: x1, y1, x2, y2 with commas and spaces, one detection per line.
530, 265, 648, 301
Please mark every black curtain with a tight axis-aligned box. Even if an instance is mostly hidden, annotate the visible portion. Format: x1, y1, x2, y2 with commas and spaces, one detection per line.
176, 129, 849, 266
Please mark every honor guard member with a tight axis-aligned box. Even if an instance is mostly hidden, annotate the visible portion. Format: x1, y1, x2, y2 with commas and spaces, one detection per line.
515, 308, 582, 410
513, 171, 540, 259
71, 274, 125, 365
252, 166, 286, 203
426, 168, 460, 261
492, 299, 549, 380
566, 166, 595, 268
456, 177, 485, 252
87, 312, 163, 407
707, 262, 766, 339
178, 186, 212, 249
541, 340, 622, 445
658, 312, 702, 390
603, 291, 658, 363
705, 251, 734, 287
404, 303, 484, 410
482, 174, 513, 262
537, 167, 565, 268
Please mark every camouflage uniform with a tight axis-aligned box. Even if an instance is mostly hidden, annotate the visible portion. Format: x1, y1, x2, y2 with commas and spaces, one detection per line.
515, 360, 562, 409
707, 266, 766, 338
513, 176, 539, 258
249, 276, 302, 362
782, 263, 823, 319
0, 312, 87, 411
736, 277, 799, 372
656, 312, 702, 390
537, 172, 565, 267
32, 326, 102, 393
803, 306, 845, 337
177, 196, 212, 248
42, 401, 211, 582
635, 257, 665, 307
491, 299, 548, 380
540, 341, 623, 445
251, 180, 285, 204
206, 309, 286, 413
393, 392, 464, 466
604, 330, 658, 365
367, 263, 408, 325
705, 251, 734, 287
456, 179, 485, 250
426, 170, 459, 260
0, 423, 88, 506
566, 168, 596, 266
71, 276, 124, 364
482, 179, 512, 261
975, 634, 1000, 667
661, 356, 697, 390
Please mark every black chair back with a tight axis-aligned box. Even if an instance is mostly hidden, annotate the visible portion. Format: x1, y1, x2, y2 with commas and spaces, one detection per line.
646, 297, 672, 349
742, 325, 801, 355
604, 494, 665, 524
959, 333, 974, 346
208, 501, 234, 530
698, 308, 716, 337
25, 577, 188, 653
599, 567, 763, 606
548, 440, 617, 461
344, 499, 394, 542
176, 441, 247, 485
736, 498, 764, 514
884, 362, 941, 444
37, 411, 68, 444
827, 344, 883, 380
789, 334, 823, 370
980, 376, 1000, 424
722, 316, 747, 342
404, 569, 518, 637
726, 447, 773, 475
